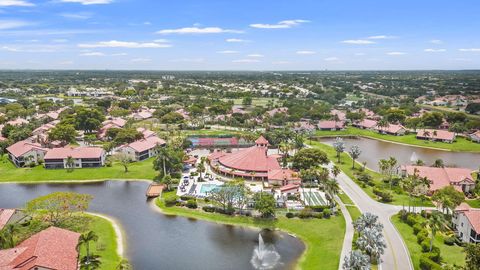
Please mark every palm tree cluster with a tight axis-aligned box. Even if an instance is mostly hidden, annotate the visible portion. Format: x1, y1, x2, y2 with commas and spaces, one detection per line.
351, 213, 386, 265
343, 250, 371, 270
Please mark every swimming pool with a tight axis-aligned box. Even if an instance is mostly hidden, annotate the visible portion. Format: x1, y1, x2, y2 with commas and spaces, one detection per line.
199, 183, 222, 195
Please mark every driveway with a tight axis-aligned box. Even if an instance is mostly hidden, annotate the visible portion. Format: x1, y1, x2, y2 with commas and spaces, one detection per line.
328, 163, 413, 270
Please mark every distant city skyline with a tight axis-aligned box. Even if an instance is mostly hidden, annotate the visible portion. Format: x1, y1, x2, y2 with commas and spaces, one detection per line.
0, 0, 479, 70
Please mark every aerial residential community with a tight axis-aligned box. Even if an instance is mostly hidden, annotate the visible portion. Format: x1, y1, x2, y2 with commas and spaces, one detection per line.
1, 0, 480, 270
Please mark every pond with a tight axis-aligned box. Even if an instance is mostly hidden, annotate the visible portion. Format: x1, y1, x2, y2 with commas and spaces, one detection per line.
0, 181, 304, 270
319, 137, 480, 171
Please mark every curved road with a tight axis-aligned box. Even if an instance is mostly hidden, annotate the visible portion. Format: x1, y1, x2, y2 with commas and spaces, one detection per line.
328, 163, 413, 270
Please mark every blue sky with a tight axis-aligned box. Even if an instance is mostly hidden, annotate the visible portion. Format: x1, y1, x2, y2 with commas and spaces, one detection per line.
0, 0, 479, 70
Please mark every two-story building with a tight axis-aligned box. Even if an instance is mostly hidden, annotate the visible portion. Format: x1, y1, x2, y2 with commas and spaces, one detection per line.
453, 203, 480, 243
43, 146, 106, 169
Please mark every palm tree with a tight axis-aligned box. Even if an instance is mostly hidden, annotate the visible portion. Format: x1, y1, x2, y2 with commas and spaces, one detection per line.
332, 137, 345, 163
325, 179, 340, 207
80, 254, 102, 270
66, 156, 75, 172
331, 165, 341, 180
78, 231, 99, 269
0, 223, 19, 248
348, 145, 362, 169
356, 227, 386, 263
377, 119, 389, 133
116, 259, 132, 270
343, 250, 371, 270
353, 212, 383, 233
427, 211, 447, 252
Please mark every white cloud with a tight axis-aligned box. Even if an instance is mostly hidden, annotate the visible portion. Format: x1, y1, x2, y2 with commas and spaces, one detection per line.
60, 12, 92, 20
341, 39, 375, 45
387, 52, 406, 55
354, 53, 366, 56
80, 52, 104, 56
459, 48, 480, 52
424, 48, 446, 52
247, 54, 264, 58
226, 38, 250, 43
78, 40, 171, 48
217, 50, 239, 54
111, 52, 127, 56
430, 39, 443, 44
0, 20, 31, 30
273, 61, 289, 64
131, 58, 151, 63
60, 0, 113, 5
157, 26, 243, 35
296, 50, 316, 55
250, 19, 309, 29
0, 0, 34, 6
153, 39, 169, 43
52, 38, 68, 43
324, 57, 339, 61
232, 59, 260, 63
367, 35, 395, 39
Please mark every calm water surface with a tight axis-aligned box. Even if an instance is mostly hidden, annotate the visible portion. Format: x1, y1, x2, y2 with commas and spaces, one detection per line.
0, 181, 304, 270
320, 137, 480, 171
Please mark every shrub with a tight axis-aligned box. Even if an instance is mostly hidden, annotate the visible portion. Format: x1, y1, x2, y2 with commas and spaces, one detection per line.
298, 208, 314, 219
413, 223, 423, 235
323, 209, 331, 218
425, 248, 441, 263
419, 254, 442, 270
180, 195, 195, 201
421, 240, 438, 254
373, 188, 393, 202
356, 172, 372, 183
186, 199, 197, 209
164, 196, 178, 207
444, 236, 456, 246
202, 206, 215, 212
406, 214, 420, 226
285, 212, 295, 219
310, 205, 328, 212
417, 229, 429, 244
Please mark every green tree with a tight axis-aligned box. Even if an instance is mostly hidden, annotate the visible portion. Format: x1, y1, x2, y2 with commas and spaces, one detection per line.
426, 211, 447, 252
66, 156, 75, 172
291, 148, 329, 171
114, 152, 132, 173
116, 259, 133, 270
78, 231, 99, 269
153, 146, 185, 179
253, 192, 276, 218
348, 145, 361, 169
332, 137, 345, 163
465, 243, 480, 270
48, 123, 77, 144
80, 254, 101, 270
432, 186, 465, 214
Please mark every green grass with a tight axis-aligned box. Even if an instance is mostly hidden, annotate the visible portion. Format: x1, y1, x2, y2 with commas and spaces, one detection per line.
157, 191, 345, 270
337, 192, 354, 205
346, 205, 362, 221
391, 214, 465, 269
314, 126, 480, 152
308, 141, 433, 207
82, 214, 122, 270
465, 199, 480, 208
0, 155, 156, 182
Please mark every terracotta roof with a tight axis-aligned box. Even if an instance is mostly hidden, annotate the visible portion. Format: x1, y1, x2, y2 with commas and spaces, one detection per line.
417, 129, 455, 141
44, 146, 104, 159
0, 227, 80, 270
255, 135, 269, 145
268, 169, 301, 181
354, 119, 377, 129
6, 140, 47, 158
318, 120, 345, 129
0, 136, 6, 142
330, 109, 346, 121
0, 209, 16, 230
267, 107, 288, 117
136, 127, 156, 138
103, 117, 127, 128
375, 123, 406, 134
121, 136, 166, 153
6, 118, 28, 126
280, 183, 300, 192
217, 145, 280, 172
403, 165, 474, 192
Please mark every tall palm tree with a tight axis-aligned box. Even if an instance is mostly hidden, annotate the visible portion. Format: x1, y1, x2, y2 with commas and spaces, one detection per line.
331, 165, 341, 180
325, 179, 340, 207
427, 211, 447, 252
78, 231, 99, 269
80, 254, 101, 270
66, 156, 75, 172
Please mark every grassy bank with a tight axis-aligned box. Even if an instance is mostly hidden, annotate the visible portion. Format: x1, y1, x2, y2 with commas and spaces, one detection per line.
0, 156, 156, 182
309, 141, 433, 207
391, 214, 465, 270
156, 191, 345, 270
314, 127, 480, 152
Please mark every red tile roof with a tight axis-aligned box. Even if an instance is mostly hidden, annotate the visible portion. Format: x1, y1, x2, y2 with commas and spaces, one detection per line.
0, 209, 16, 230
330, 109, 346, 121
268, 169, 301, 181
217, 145, 280, 172
416, 129, 455, 141
44, 146, 104, 159
375, 123, 406, 134
6, 118, 28, 127
121, 136, 166, 153
280, 183, 300, 192
103, 117, 127, 128
0, 227, 80, 270
403, 165, 474, 192
255, 135, 269, 145
318, 120, 345, 129
354, 119, 377, 129
267, 107, 288, 117
6, 140, 47, 158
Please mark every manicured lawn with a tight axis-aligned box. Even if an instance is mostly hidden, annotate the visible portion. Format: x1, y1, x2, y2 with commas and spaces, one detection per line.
314, 127, 480, 152
157, 191, 345, 270
391, 214, 465, 270
346, 205, 361, 221
465, 199, 480, 208
338, 192, 354, 205
309, 141, 433, 207
0, 156, 156, 182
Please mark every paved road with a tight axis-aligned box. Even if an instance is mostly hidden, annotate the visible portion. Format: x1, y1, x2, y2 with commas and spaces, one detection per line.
328, 163, 413, 270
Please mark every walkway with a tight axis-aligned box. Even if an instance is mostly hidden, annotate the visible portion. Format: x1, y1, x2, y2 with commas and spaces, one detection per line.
336, 194, 354, 270
327, 163, 413, 270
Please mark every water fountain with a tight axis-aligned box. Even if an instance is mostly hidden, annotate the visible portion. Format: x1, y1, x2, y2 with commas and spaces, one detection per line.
410, 152, 418, 164
251, 233, 281, 269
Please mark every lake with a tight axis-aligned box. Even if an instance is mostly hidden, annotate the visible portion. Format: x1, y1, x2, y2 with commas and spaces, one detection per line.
0, 181, 304, 270
319, 137, 480, 171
